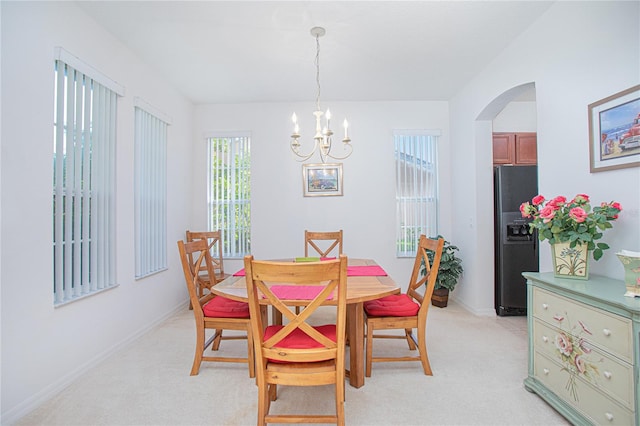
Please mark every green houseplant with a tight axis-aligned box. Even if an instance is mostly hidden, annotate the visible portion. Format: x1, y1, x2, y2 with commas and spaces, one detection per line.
422, 236, 463, 307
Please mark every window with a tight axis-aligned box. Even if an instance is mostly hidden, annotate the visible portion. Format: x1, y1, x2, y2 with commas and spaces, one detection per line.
134, 98, 170, 279
207, 134, 251, 258
395, 130, 440, 257
53, 48, 124, 305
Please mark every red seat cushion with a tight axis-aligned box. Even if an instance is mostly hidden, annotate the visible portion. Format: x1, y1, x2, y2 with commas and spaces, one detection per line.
364, 294, 420, 317
264, 324, 336, 349
202, 296, 250, 318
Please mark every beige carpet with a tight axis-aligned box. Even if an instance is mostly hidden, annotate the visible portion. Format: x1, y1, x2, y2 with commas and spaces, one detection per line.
15, 300, 569, 425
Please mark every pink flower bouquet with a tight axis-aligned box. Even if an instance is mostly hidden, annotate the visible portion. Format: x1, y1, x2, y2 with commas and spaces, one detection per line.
520, 194, 622, 260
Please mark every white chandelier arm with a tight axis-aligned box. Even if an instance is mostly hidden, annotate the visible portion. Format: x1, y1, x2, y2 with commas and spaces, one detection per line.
291, 138, 320, 162
322, 142, 353, 162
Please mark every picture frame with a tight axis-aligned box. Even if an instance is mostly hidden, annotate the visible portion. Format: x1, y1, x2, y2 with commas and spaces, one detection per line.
588, 84, 640, 172
302, 163, 343, 197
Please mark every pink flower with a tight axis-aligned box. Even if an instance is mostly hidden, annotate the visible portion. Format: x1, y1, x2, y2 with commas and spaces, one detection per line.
532, 195, 545, 205
572, 194, 590, 204
548, 196, 567, 208
569, 207, 588, 223
574, 355, 586, 374
520, 202, 535, 218
555, 332, 573, 356
539, 206, 556, 222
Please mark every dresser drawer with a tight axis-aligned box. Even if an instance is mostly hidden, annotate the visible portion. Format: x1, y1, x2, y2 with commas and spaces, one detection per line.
534, 352, 635, 426
532, 319, 634, 410
532, 287, 633, 362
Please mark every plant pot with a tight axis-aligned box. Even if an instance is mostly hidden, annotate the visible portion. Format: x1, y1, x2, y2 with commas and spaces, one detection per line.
431, 288, 449, 308
551, 241, 589, 280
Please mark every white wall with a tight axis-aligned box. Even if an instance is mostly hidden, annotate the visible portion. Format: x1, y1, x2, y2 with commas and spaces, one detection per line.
493, 101, 537, 132
1, 2, 194, 422
449, 1, 640, 315
193, 101, 452, 287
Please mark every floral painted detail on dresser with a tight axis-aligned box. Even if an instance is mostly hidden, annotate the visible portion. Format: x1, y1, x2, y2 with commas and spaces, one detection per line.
552, 313, 602, 401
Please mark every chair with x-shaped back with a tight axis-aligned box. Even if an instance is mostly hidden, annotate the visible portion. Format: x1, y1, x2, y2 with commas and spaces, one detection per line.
244, 254, 348, 426
304, 230, 343, 258
177, 239, 254, 377
364, 235, 444, 376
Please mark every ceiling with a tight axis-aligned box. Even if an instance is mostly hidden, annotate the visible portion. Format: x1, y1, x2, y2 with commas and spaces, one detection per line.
77, 1, 552, 105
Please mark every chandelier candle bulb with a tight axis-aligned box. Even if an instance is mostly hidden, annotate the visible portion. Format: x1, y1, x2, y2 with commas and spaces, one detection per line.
343, 119, 349, 139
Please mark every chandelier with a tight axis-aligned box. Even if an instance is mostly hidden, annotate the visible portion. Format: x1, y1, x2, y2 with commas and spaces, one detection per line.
290, 27, 352, 163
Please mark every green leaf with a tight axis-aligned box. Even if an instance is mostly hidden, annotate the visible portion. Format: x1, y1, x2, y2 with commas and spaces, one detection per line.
593, 248, 603, 261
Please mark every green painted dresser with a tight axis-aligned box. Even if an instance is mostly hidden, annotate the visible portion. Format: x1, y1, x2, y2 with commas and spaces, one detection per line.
523, 272, 640, 425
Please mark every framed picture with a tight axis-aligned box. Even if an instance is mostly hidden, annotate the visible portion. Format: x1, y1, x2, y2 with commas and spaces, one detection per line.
589, 84, 640, 172
302, 163, 343, 197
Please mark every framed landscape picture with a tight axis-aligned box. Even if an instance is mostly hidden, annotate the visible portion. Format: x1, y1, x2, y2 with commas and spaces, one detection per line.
302, 163, 343, 197
588, 85, 640, 172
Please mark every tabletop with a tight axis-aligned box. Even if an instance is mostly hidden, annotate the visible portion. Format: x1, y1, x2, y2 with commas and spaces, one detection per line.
211, 258, 401, 304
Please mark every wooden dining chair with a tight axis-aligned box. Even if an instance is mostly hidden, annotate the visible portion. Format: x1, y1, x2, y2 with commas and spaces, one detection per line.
185, 230, 230, 298
364, 235, 444, 376
304, 229, 343, 258
177, 239, 255, 377
244, 255, 348, 426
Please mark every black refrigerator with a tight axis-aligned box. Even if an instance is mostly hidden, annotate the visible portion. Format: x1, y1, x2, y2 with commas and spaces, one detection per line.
494, 165, 539, 316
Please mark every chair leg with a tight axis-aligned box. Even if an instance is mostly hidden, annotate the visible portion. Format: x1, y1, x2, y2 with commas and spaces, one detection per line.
365, 320, 374, 377
257, 381, 269, 426
417, 324, 432, 375
336, 381, 345, 426
190, 327, 205, 376
246, 327, 255, 378
404, 328, 417, 350
212, 329, 223, 350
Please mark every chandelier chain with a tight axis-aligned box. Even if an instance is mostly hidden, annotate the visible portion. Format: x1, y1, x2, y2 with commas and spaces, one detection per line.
315, 33, 321, 112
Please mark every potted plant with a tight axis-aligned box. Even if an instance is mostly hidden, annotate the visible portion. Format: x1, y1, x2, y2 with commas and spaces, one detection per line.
520, 194, 622, 279
422, 237, 463, 308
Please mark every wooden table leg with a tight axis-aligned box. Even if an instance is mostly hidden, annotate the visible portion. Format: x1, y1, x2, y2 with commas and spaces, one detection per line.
347, 302, 365, 388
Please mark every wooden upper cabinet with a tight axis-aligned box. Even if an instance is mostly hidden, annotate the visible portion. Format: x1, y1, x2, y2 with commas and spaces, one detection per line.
492, 132, 537, 165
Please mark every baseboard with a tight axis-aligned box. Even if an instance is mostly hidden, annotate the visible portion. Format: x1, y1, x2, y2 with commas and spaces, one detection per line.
1, 299, 188, 425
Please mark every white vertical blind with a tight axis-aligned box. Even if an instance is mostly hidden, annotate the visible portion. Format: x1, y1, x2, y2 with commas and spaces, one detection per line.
394, 130, 440, 257
53, 58, 119, 305
207, 134, 251, 258
134, 104, 168, 278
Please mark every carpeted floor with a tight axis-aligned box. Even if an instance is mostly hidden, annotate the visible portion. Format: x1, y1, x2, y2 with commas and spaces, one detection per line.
15, 300, 569, 425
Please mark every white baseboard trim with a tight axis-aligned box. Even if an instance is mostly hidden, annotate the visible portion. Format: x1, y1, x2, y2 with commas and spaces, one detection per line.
1, 299, 188, 425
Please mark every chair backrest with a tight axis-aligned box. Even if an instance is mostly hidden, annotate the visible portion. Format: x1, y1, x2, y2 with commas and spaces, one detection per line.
407, 235, 445, 315
244, 255, 348, 364
185, 230, 226, 279
177, 239, 215, 314
304, 229, 343, 258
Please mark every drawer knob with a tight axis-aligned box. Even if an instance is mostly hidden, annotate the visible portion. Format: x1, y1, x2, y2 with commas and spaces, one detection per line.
603, 328, 611, 336
604, 371, 612, 379
542, 336, 549, 343
542, 303, 549, 310
605, 412, 614, 421
543, 368, 549, 375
